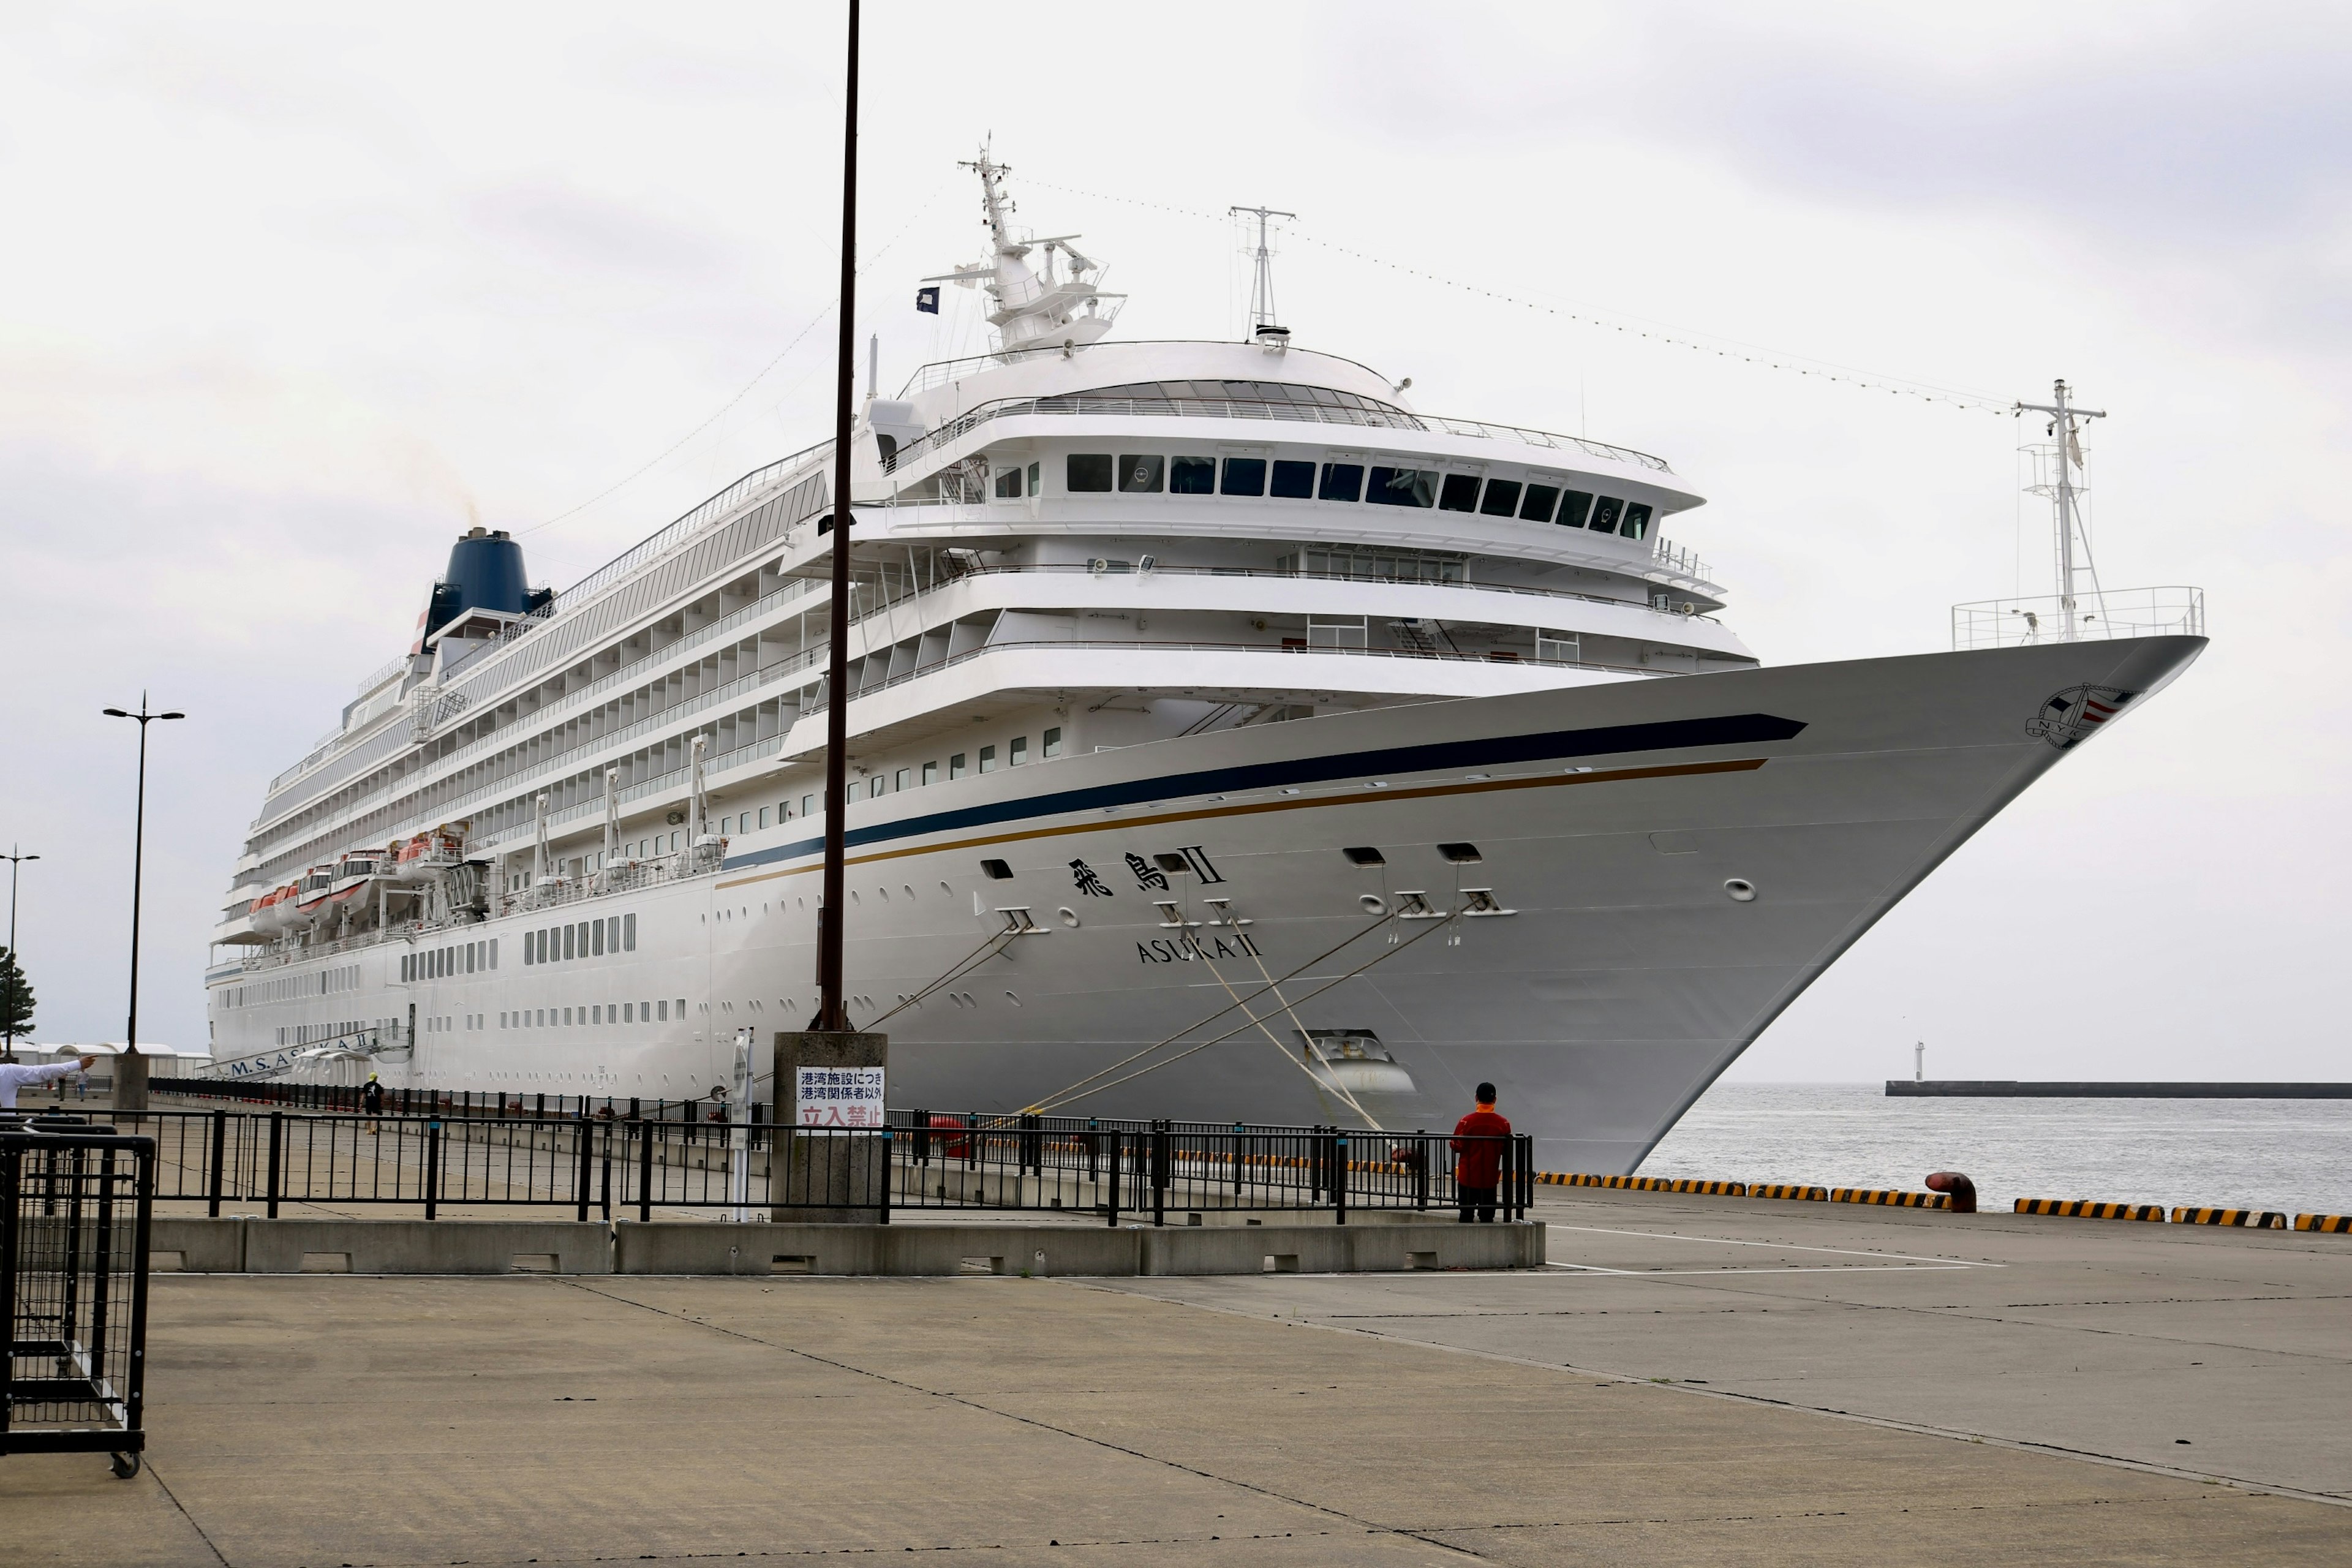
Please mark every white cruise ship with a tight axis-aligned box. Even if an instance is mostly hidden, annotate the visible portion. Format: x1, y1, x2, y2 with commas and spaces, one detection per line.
205, 156, 2206, 1172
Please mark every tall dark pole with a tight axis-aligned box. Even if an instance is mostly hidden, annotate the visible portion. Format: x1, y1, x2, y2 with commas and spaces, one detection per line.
3, 845, 36, 1060
815, 0, 859, 1033
104, 694, 184, 1052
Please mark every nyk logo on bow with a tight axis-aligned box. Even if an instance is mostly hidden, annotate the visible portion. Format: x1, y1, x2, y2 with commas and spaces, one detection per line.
2026, 685, 2135, 750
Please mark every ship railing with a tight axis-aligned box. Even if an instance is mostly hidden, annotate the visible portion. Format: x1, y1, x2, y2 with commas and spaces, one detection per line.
1950, 586, 2206, 652
249, 557, 1731, 887
249, 447, 837, 816
253, 576, 838, 845
248, 606, 1708, 898
882, 390, 1671, 476
108, 1097, 1536, 1227
795, 635, 1684, 720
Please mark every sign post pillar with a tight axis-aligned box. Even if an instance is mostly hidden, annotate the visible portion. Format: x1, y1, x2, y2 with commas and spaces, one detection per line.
771, 1030, 888, 1223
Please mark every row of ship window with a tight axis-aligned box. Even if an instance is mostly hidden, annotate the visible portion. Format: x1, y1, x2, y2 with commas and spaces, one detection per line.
499, 999, 683, 1028
701, 726, 1069, 834
402, 940, 495, 982
522, 914, 638, 965
1002, 454, 1652, 538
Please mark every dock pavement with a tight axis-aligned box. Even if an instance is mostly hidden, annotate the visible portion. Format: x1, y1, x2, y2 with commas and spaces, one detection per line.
2, 1183, 2346, 1564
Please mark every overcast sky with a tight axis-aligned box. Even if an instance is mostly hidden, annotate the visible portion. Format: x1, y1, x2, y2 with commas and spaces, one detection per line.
2, 1, 2344, 1080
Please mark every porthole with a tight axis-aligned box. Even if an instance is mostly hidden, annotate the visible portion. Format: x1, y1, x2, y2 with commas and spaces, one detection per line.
1724, 878, 1758, 903
1359, 894, 1388, 915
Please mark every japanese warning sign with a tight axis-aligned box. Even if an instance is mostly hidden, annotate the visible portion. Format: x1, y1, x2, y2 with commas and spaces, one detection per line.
795, 1066, 887, 1127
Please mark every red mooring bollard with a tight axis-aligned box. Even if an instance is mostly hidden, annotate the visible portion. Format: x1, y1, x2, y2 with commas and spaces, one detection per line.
1924, 1171, 1978, 1213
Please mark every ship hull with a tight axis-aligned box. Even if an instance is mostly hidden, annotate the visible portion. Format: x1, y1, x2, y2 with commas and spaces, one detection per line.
210, 635, 2201, 1173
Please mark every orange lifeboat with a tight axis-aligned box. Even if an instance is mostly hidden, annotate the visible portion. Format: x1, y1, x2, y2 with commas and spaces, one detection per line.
395, 827, 464, 884
248, 884, 300, 935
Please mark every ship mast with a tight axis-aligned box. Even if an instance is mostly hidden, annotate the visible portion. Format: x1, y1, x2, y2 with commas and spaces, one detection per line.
1229, 204, 1295, 341
2015, 379, 2106, 640
925, 146, 1121, 355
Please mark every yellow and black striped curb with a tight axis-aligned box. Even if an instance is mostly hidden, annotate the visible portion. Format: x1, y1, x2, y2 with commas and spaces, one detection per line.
2172, 1207, 2286, 1228
2294, 1213, 2352, 1233
1830, 1187, 1950, 1208
1748, 1183, 1828, 1200
2014, 1198, 2166, 1221
1535, 1172, 1747, 1196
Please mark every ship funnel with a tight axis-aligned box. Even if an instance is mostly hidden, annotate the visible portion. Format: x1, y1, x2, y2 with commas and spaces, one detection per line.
423, 527, 551, 643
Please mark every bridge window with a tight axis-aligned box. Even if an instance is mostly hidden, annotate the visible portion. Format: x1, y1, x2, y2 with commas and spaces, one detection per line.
1067, 454, 1113, 492
1270, 459, 1316, 498
1319, 462, 1363, 502
1117, 455, 1164, 493
1170, 456, 1216, 494
1438, 474, 1480, 512
1555, 489, 1593, 528
1621, 501, 1652, 540
1589, 495, 1624, 535
1220, 457, 1266, 496
1520, 484, 1561, 523
993, 466, 1023, 499
1366, 467, 1437, 507
1479, 480, 1521, 517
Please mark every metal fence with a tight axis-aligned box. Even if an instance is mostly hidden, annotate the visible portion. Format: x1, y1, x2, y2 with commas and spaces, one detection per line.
114, 1103, 1531, 1226
1, 1124, 153, 1476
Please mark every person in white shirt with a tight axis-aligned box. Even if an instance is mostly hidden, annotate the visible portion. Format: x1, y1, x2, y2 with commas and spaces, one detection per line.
0, 1055, 99, 1109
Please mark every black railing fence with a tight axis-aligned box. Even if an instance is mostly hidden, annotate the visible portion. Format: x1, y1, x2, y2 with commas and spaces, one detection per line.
1, 1125, 153, 1472
111, 1100, 1532, 1226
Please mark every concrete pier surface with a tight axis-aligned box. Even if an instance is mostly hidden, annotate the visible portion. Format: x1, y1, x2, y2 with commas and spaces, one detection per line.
4, 1189, 2348, 1565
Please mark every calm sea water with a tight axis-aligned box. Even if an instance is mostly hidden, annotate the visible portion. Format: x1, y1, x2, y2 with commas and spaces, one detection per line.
1639, 1083, 2352, 1218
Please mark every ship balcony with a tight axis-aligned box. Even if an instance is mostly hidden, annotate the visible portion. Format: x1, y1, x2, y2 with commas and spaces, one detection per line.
1951, 586, 2205, 650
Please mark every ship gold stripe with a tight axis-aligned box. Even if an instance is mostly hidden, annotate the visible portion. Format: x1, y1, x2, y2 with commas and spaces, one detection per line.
715, 755, 1769, 891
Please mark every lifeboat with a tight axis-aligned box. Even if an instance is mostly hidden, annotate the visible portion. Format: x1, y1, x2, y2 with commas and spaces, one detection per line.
333, 846, 391, 887
248, 884, 300, 935
291, 864, 339, 925
395, 827, 464, 883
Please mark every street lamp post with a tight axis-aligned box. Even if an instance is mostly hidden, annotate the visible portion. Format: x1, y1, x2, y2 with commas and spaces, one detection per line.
104, 695, 183, 1104
3, 845, 37, 1061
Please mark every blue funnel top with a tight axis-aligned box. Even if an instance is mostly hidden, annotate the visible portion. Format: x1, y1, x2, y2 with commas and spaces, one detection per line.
424, 528, 547, 643
445, 529, 529, 614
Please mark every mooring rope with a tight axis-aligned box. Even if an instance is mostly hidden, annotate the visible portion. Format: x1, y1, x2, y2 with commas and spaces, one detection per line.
867, 920, 1025, 1028
1019, 910, 1398, 1113
1028, 905, 1464, 1114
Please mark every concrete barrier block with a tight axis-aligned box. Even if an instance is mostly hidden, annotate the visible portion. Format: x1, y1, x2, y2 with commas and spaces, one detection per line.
243, 1219, 612, 1275
614, 1221, 887, 1276
1142, 1221, 1544, 1275
150, 1217, 244, 1273
883, 1225, 1142, 1278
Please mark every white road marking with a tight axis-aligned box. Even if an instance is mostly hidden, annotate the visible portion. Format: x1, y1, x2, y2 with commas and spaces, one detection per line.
1543, 1223, 2003, 1268
1544, 1262, 1989, 1276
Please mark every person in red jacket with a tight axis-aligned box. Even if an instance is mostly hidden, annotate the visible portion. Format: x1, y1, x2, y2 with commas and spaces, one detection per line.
1451, 1083, 1512, 1223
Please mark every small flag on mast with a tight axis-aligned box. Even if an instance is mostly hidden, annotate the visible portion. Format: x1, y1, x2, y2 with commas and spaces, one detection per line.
915, 285, 941, 314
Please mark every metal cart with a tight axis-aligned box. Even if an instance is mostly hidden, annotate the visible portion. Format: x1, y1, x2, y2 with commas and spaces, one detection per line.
1, 1122, 154, 1477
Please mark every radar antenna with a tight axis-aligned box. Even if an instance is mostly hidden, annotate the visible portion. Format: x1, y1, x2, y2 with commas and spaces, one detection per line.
2014, 379, 2106, 639
925, 141, 1123, 355
1229, 203, 1296, 342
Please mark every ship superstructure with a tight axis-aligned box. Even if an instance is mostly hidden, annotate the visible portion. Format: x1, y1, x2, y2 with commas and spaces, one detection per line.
205, 156, 2204, 1171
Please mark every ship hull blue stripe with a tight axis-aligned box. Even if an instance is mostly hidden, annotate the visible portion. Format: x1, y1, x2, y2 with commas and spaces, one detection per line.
720, 711, 1805, 873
